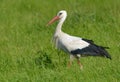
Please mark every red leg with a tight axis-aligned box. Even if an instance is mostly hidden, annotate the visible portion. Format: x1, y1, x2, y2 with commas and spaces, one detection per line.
68, 55, 74, 68
77, 59, 83, 69
68, 61, 71, 67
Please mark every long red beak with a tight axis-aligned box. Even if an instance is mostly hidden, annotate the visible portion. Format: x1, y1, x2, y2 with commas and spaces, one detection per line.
46, 16, 60, 26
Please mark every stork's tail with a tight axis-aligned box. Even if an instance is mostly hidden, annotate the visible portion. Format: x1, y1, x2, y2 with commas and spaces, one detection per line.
98, 46, 112, 60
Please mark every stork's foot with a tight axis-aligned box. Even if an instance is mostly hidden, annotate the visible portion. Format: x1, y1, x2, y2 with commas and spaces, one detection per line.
67, 61, 71, 68
80, 65, 83, 70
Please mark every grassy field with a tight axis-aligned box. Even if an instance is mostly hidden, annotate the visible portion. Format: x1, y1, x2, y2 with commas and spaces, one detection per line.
0, 0, 120, 82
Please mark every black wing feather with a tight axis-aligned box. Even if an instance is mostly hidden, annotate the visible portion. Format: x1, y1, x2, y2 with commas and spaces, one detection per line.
71, 38, 111, 59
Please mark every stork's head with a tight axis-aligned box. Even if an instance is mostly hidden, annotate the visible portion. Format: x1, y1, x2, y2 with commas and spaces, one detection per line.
47, 10, 67, 26
57, 10, 67, 19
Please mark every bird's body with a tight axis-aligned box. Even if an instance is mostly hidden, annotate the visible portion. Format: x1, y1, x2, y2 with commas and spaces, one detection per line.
53, 32, 89, 53
47, 10, 111, 69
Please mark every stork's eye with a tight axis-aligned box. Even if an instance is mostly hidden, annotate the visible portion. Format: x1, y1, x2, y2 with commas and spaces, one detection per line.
59, 13, 62, 16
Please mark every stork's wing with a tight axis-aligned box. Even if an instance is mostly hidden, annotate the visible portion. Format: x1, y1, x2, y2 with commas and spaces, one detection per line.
60, 34, 111, 59
60, 35, 90, 51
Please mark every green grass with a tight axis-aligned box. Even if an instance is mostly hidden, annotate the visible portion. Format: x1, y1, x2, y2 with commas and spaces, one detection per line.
0, 0, 120, 82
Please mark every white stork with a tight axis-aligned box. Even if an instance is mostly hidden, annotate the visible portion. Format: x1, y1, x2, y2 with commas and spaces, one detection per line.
47, 10, 111, 69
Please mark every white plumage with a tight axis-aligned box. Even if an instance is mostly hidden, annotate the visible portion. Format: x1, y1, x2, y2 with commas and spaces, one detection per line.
54, 32, 89, 52
47, 10, 111, 69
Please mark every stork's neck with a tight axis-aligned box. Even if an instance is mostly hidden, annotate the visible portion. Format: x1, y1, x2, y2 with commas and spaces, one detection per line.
55, 16, 66, 34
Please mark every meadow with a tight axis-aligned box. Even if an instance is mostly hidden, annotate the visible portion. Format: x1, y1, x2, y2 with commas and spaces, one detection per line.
0, 0, 120, 82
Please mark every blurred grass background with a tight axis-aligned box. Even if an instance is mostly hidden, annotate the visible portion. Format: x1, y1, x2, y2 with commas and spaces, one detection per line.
0, 0, 120, 82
